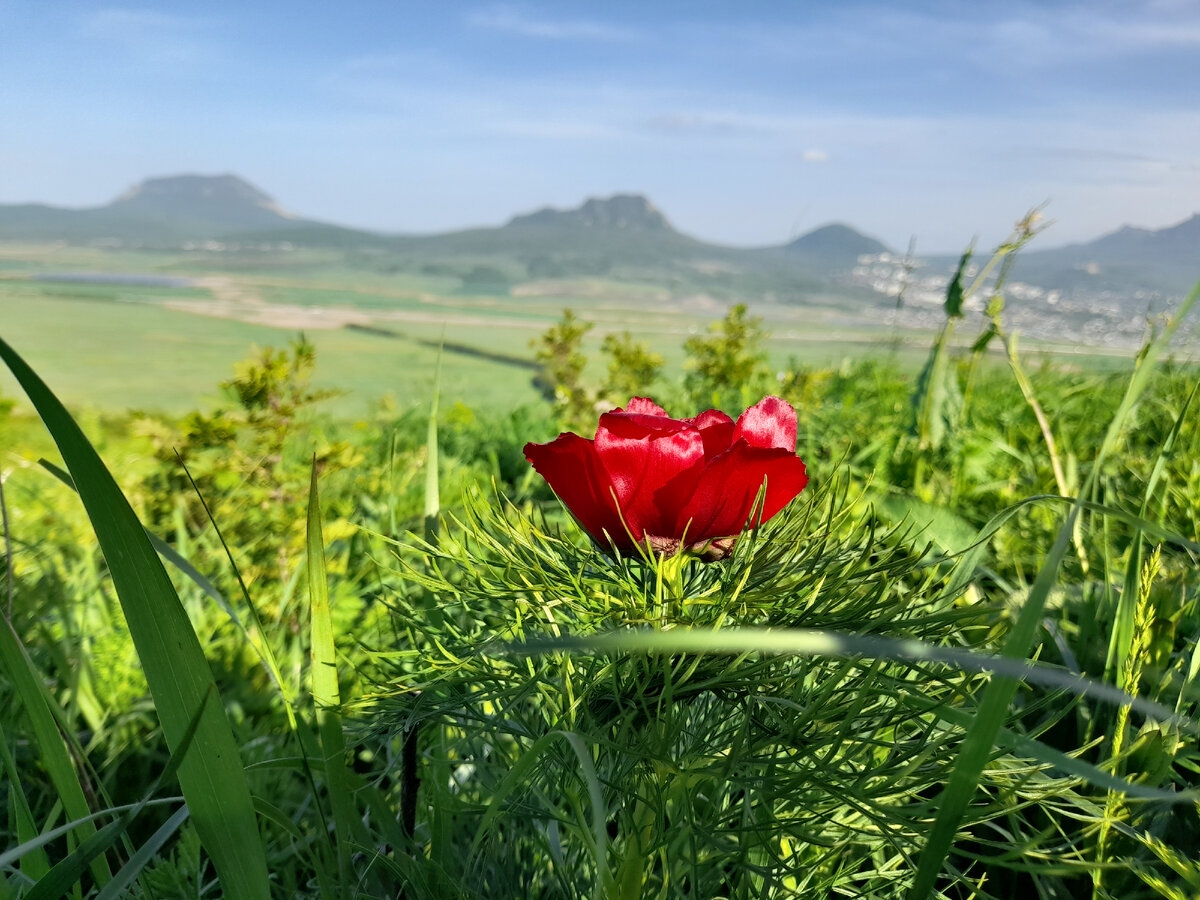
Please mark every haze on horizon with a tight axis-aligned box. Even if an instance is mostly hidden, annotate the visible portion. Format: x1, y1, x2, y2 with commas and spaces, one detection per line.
2, 0, 1197, 255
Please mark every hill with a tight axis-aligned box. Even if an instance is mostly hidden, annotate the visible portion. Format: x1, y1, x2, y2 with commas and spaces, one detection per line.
1014, 212, 1200, 296
506, 194, 674, 232
784, 223, 890, 262
105, 174, 297, 231
0, 174, 370, 244
0, 175, 960, 304
376, 194, 887, 299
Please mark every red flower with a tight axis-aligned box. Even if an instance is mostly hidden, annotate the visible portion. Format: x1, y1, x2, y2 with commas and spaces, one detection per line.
524, 396, 809, 559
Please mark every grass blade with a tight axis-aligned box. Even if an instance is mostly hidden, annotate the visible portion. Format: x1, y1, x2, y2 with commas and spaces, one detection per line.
513, 627, 1198, 743
0, 334, 271, 899
0, 718, 51, 882
22, 676, 208, 900
471, 730, 612, 897
23, 820, 127, 900
0, 799, 184, 872
425, 340, 443, 540
907, 277, 1200, 899
1106, 380, 1198, 684
0, 616, 111, 885
308, 461, 359, 893
93, 805, 191, 900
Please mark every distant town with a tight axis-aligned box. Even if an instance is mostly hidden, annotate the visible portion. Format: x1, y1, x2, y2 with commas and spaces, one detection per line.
847, 253, 1196, 352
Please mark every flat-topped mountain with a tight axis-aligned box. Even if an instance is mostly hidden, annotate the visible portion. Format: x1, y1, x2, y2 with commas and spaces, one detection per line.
506, 194, 674, 232
0, 173, 334, 241
105, 174, 298, 230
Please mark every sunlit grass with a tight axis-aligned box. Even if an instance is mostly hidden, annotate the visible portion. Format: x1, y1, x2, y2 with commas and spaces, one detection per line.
1, 254, 1198, 897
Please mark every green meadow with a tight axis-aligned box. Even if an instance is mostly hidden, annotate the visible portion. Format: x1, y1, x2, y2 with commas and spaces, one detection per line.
0, 242, 1126, 418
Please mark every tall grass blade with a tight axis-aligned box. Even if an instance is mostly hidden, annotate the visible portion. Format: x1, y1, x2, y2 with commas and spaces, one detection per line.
425, 341, 443, 540
46, 454, 345, 889
307, 461, 358, 893
0, 335, 271, 900
513, 627, 1198, 744
38, 459, 244, 628
0, 718, 51, 882
907, 277, 1200, 899
23, 685, 207, 900
1106, 380, 1198, 684
93, 805, 191, 900
0, 616, 111, 885
23, 820, 128, 900
471, 730, 612, 897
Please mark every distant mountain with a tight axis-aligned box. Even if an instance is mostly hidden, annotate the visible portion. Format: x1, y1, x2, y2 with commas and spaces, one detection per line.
506, 194, 673, 232
105, 174, 296, 230
367, 194, 888, 299
36, 174, 1200, 305
390, 198, 890, 286
1081, 213, 1200, 262
1015, 213, 1200, 295
0, 174, 370, 243
784, 223, 890, 261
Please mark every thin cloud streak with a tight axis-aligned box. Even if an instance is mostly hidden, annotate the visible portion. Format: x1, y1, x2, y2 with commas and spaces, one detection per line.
464, 4, 640, 42
78, 7, 219, 64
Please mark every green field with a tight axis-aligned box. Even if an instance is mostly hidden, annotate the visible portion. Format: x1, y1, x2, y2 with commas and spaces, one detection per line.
0, 242, 1145, 419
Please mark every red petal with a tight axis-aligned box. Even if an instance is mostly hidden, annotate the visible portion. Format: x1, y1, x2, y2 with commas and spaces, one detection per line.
684, 408, 735, 458
620, 397, 669, 417
733, 396, 797, 451
594, 411, 705, 538
672, 444, 808, 542
524, 434, 634, 553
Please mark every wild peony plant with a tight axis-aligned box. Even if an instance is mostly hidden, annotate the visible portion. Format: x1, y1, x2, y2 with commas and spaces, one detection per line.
370, 397, 1163, 899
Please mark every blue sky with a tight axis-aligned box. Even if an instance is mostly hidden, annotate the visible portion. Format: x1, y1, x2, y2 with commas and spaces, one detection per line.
1, 0, 1197, 252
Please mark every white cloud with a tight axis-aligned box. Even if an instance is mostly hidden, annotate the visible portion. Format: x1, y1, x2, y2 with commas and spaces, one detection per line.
79, 8, 218, 64
802, 149, 829, 163
465, 4, 640, 42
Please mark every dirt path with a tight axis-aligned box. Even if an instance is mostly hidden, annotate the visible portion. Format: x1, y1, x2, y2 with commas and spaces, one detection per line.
167, 276, 375, 330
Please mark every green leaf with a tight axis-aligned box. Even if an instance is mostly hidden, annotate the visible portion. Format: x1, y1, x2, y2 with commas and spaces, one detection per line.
911, 321, 963, 451
945, 246, 972, 318
0, 335, 271, 900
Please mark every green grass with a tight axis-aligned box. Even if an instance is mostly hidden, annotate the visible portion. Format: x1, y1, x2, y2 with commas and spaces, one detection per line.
0, 286, 543, 415
4, 330, 1199, 897
2, 237, 1198, 898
